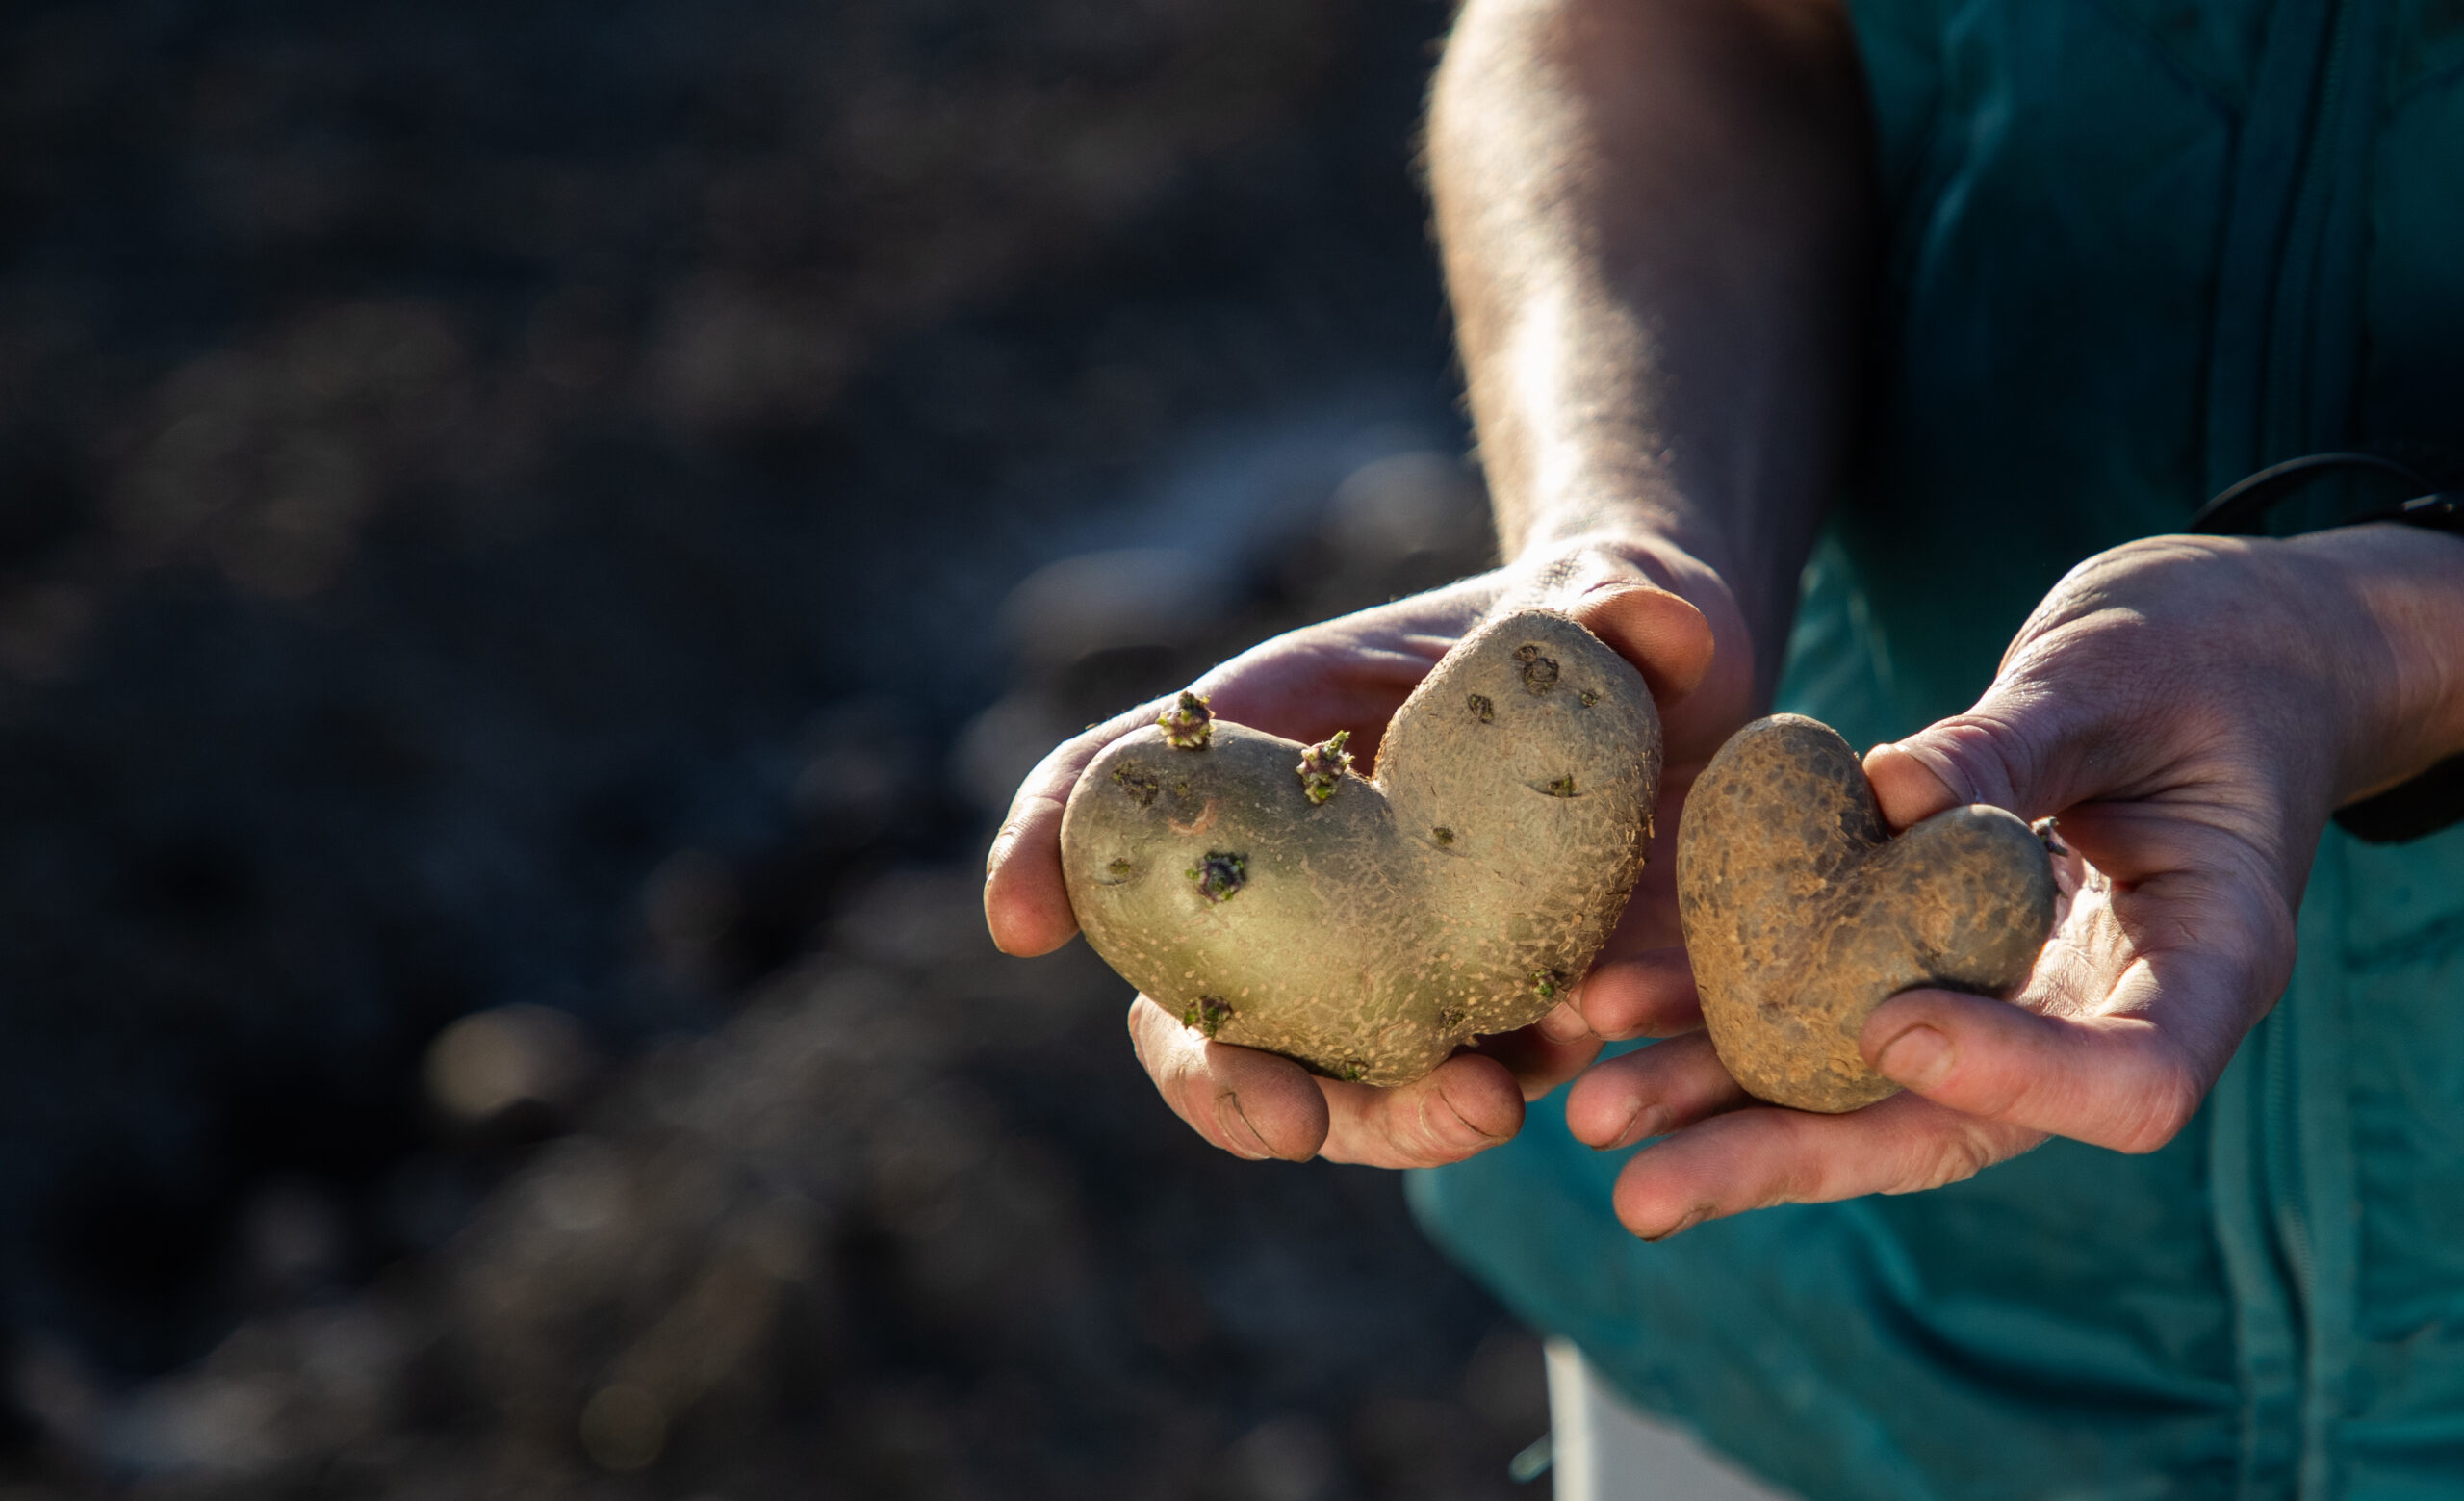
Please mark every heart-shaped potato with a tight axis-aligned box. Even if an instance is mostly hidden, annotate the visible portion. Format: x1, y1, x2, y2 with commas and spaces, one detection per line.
1676, 714, 2056, 1112
1061, 609, 1661, 1085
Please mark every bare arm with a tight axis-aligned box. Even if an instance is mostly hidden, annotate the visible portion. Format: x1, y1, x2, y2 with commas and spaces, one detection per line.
1430, 0, 1874, 693
1442, 4, 2464, 1232
984, 0, 1882, 1167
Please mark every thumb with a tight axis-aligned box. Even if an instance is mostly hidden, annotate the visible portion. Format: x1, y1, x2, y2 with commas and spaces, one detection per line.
1863, 682, 2118, 832
1862, 739, 1970, 832
1560, 580, 1716, 704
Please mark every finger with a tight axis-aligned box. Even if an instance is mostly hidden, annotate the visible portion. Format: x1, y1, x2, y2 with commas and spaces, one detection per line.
1562, 581, 1716, 702
1610, 1093, 2047, 1239
1861, 740, 1965, 831
1561, 1033, 1749, 1149
2045, 797, 2288, 892
1317, 1052, 1525, 1169
1467, 1020, 1604, 1100
1858, 984, 2215, 1156
1127, 996, 1328, 1161
984, 698, 1169, 955
1861, 671, 2155, 831
1590, 773, 1692, 961
1534, 1000, 1593, 1046
1570, 946, 1702, 1040
1195, 643, 1432, 766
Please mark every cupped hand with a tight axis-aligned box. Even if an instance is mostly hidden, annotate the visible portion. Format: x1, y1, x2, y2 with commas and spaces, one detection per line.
1564, 531, 2426, 1236
985, 533, 1755, 1168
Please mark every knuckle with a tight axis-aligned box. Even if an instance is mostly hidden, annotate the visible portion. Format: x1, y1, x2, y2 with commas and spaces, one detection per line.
2240, 894, 2301, 992
1978, 719, 2051, 806
2112, 1057, 2202, 1154
1916, 1122, 2003, 1189
1958, 1059, 2037, 1124
1130, 1003, 1218, 1135
1424, 1074, 1505, 1156
1763, 1116, 1835, 1204
1922, 1022, 2040, 1121
1906, 712, 2039, 811
1127, 998, 1178, 1069
1401, 1098, 1464, 1164
1202, 1084, 1256, 1156
1167, 1057, 1209, 1117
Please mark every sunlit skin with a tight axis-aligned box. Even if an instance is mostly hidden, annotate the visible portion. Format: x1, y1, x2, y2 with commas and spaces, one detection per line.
985, 0, 2464, 1236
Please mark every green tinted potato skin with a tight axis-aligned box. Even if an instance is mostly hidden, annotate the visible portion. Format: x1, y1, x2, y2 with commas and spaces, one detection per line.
1061, 610, 1660, 1085
1676, 714, 2057, 1112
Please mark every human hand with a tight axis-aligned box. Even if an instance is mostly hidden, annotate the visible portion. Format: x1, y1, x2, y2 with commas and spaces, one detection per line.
984, 534, 1755, 1168
1565, 530, 2457, 1236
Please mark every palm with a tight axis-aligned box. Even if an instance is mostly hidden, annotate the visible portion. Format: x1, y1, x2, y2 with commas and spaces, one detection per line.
986, 540, 1752, 1168
1560, 535, 2353, 1237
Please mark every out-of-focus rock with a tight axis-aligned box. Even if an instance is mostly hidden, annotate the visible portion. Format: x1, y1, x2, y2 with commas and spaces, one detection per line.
0, 0, 1545, 1495
11, 1339, 104, 1457
422, 1005, 594, 1127
640, 850, 742, 994
577, 1381, 666, 1472
953, 691, 1084, 816
1301, 449, 1499, 613
830, 867, 998, 970
234, 1178, 347, 1302
97, 1304, 411, 1485
793, 699, 924, 847
1325, 450, 1491, 564
998, 547, 1232, 674
107, 301, 467, 601
374, 1153, 483, 1255
36, 872, 1530, 1498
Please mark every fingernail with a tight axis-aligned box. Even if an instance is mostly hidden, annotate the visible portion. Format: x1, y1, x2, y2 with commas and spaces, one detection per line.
1874, 1024, 1954, 1089
1219, 1091, 1275, 1159
1606, 1105, 1665, 1151
1436, 1076, 1506, 1144
1537, 1001, 1589, 1044
1642, 1207, 1706, 1242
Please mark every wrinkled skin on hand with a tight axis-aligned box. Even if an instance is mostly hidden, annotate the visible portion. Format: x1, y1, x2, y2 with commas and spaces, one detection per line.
1565, 532, 2428, 1238
984, 537, 1755, 1168
986, 526, 2448, 1233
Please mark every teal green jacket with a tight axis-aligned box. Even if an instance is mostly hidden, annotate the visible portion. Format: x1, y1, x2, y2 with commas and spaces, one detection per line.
1412, 4, 2464, 1496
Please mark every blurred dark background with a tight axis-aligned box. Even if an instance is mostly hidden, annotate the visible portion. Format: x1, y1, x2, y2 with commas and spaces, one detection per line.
0, 0, 1547, 1496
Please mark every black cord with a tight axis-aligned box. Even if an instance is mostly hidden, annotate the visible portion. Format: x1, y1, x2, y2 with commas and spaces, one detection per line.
2187, 450, 2464, 538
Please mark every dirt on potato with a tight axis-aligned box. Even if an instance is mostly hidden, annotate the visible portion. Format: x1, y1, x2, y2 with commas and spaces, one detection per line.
1063, 609, 1660, 1084
1676, 714, 2056, 1113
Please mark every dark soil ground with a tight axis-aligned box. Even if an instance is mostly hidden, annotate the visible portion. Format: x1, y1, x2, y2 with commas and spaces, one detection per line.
0, 1, 1550, 1495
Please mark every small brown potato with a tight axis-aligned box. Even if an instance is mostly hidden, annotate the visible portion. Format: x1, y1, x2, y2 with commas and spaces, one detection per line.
1061, 610, 1662, 1085
1675, 714, 2057, 1112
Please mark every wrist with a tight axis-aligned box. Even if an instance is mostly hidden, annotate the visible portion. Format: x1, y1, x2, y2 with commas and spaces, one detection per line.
2287, 525, 2464, 799
1507, 475, 1741, 583
1495, 524, 1761, 743
1507, 503, 1776, 680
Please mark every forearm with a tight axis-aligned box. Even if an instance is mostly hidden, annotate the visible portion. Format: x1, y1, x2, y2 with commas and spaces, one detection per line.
1428, 0, 1874, 689
2304, 525, 2464, 800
